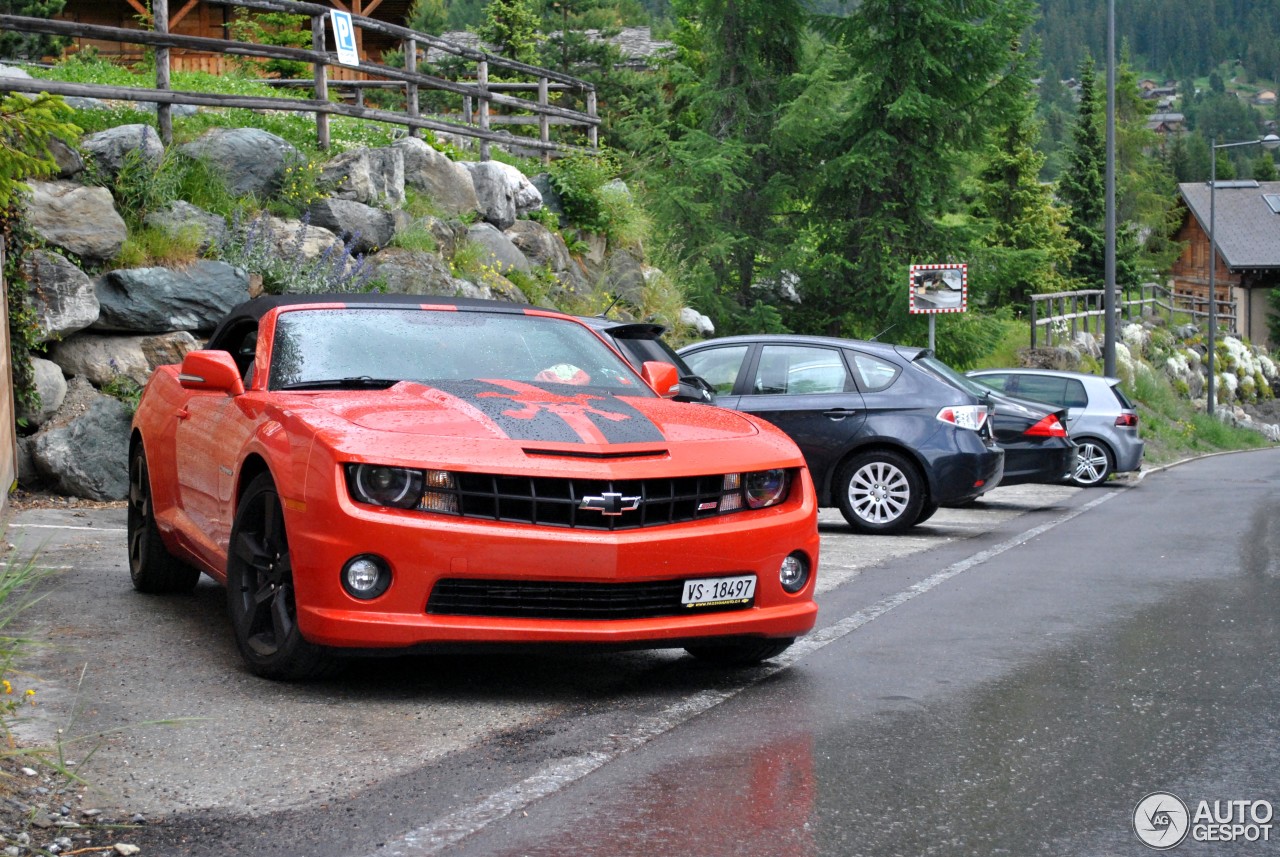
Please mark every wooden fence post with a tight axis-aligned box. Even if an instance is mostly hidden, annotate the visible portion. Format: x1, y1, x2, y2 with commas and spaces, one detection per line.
405, 37, 419, 138
477, 60, 490, 161
153, 0, 171, 144
538, 76, 549, 165
586, 88, 597, 151
311, 14, 330, 151
1030, 297, 1038, 348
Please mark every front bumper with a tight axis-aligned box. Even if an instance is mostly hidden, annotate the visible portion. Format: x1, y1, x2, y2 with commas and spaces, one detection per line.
286, 481, 820, 651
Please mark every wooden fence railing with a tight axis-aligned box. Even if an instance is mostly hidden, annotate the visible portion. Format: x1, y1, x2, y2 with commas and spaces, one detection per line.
0, 0, 599, 160
1029, 283, 1237, 348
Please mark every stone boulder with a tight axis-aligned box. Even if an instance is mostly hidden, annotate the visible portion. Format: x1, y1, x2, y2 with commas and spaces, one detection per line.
505, 220, 572, 271
603, 248, 646, 304
368, 248, 460, 295
143, 201, 228, 252
530, 173, 564, 218
81, 124, 164, 178
25, 180, 127, 261
393, 138, 479, 218
680, 307, 715, 338
322, 147, 405, 207
18, 357, 67, 429
466, 222, 532, 275
462, 161, 542, 230
47, 331, 200, 387
30, 378, 132, 501
47, 137, 84, 179
181, 128, 298, 198
265, 216, 346, 262
307, 198, 397, 253
94, 261, 250, 334
21, 249, 100, 342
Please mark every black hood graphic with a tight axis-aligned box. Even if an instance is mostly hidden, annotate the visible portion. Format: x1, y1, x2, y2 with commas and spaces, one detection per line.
428, 380, 666, 445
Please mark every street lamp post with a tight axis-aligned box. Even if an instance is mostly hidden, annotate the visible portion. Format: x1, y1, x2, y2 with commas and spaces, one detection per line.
1206, 134, 1280, 417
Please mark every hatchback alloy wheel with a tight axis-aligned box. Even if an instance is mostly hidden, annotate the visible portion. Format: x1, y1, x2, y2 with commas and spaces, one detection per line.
836, 450, 925, 535
1071, 440, 1113, 487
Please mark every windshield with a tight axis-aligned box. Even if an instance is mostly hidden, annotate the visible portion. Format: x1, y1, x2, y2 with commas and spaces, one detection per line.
914, 354, 990, 399
267, 308, 649, 395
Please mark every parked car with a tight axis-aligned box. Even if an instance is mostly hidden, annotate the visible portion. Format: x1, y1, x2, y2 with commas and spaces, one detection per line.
128, 294, 820, 679
966, 368, 1144, 486
937, 372, 1078, 488
576, 316, 716, 404
677, 335, 1005, 534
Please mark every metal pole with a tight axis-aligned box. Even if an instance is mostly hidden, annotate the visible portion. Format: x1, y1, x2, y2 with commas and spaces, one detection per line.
1103, 0, 1117, 377
1207, 138, 1217, 417
928, 315, 936, 352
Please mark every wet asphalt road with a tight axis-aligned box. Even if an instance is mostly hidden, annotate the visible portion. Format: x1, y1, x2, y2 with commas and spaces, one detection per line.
6, 449, 1279, 855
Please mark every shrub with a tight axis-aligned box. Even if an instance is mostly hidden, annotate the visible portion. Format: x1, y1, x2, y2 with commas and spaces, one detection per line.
216, 211, 380, 294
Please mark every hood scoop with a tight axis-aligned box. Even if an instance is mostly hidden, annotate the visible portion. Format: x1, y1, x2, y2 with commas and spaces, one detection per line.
522, 447, 671, 460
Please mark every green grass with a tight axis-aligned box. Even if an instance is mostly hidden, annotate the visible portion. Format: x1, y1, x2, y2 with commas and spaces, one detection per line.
1122, 366, 1272, 468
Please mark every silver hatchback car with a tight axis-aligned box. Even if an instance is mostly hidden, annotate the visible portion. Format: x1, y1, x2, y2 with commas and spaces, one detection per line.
966, 369, 1144, 486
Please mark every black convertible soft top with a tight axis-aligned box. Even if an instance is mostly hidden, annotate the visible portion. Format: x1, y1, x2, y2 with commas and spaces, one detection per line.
205, 293, 544, 353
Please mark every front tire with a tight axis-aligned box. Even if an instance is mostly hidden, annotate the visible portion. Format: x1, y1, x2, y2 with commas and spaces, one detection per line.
836, 450, 925, 534
127, 445, 200, 594
226, 473, 335, 681
1070, 440, 1114, 487
685, 637, 795, 666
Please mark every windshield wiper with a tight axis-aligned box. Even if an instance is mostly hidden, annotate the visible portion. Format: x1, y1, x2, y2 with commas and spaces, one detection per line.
280, 376, 400, 391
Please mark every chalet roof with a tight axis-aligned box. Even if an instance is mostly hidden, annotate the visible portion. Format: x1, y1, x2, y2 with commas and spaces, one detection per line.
1179, 180, 1280, 269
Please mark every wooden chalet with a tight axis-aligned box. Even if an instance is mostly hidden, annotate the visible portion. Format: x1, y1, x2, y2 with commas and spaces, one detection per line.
1173, 180, 1280, 345
56, 0, 410, 77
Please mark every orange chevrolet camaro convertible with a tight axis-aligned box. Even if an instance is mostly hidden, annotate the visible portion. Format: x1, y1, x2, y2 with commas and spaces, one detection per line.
128, 294, 820, 679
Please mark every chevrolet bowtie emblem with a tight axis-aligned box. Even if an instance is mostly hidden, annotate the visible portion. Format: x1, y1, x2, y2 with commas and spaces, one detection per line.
579, 492, 642, 516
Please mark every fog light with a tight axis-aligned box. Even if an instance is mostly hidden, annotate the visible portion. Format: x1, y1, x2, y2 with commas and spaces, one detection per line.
779, 553, 810, 593
342, 554, 391, 600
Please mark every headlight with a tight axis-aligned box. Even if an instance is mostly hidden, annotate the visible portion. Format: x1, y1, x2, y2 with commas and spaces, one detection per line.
722, 469, 791, 512
346, 464, 425, 509
744, 469, 790, 509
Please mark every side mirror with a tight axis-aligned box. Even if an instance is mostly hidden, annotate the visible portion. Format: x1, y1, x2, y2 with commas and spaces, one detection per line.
640, 361, 680, 398
179, 350, 245, 396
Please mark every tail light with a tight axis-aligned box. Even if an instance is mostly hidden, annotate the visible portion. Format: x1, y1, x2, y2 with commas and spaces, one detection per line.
1115, 413, 1138, 428
936, 405, 989, 431
1025, 414, 1068, 437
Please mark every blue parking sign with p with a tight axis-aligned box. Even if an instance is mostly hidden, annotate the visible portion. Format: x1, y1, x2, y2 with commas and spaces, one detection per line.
330, 10, 360, 67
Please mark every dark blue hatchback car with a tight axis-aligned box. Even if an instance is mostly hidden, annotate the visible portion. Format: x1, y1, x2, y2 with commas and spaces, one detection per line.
678, 335, 1005, 534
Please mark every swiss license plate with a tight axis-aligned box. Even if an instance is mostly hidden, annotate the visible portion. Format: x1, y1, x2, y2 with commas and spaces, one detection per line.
681, 575, 756, 608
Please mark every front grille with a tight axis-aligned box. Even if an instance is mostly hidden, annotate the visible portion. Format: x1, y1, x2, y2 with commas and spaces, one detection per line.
427, 578, 751, 620
445, 473, 732, 530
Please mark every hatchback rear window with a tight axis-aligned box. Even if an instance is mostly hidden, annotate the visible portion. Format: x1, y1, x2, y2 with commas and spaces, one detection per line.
1110, 383, 1136, 410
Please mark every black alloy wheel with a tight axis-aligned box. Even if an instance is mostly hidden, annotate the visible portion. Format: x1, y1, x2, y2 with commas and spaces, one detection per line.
127, 445, 200, 594
226, 473, 335, 680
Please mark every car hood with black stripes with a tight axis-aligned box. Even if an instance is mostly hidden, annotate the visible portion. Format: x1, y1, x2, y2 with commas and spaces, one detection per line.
284, 380, 804, 476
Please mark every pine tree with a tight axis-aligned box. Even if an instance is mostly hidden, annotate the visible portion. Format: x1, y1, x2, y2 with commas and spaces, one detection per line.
633, 0, 807, 330
0, 0, 69, 60
794, 0, 1038, 337
970, 96, 1076, 307
1058, 57, 1107, 290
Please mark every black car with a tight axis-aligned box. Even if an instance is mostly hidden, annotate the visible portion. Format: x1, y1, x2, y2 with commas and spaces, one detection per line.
967, 389, 1077, 488
578, 316, 716, 404
678, 334, 1005, 534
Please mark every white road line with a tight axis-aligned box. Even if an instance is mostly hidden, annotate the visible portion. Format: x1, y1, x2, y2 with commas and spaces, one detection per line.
379, 490, 1119, 856
6, 523, 127, 533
